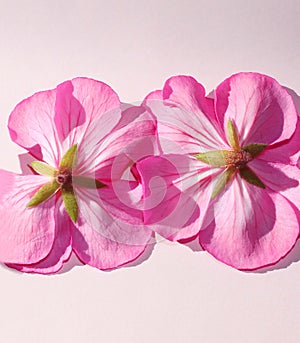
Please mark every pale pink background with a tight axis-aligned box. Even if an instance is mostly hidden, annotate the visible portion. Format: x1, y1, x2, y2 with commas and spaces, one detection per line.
0, 1, 300, 342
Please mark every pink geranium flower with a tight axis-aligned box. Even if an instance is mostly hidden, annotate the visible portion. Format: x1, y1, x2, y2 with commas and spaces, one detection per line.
0, 77, 156, 274
138, 73, 300, 270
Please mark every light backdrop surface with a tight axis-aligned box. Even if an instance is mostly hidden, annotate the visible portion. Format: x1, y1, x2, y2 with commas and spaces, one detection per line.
0, 1, 299, 342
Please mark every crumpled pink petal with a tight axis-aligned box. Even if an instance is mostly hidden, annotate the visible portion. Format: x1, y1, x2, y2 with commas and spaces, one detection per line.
199, 176, 300, 270
0, 170, 57, 264
215, 72, 297, 146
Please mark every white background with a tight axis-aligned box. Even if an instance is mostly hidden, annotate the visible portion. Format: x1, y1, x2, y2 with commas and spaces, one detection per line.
0, 1, 300, 342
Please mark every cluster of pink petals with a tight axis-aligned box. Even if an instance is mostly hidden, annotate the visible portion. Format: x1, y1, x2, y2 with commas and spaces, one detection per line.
1, 72, 300, 274
139, 73, 300, 270
0, 77, 157, 273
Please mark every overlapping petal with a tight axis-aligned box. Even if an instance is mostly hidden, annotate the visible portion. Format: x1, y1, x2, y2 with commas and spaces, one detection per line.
72, 180, 154, 269
74, 185, 153, 246
72, 104, 158, 259
215, 72, 297, 146
162, 76, 215, 121
71, 174, 154, 270
199, 176, 300, 270
256, 118, 300, 165
8, 89, 61, 166
76, 105, 157, 176
71, 216, 151, 270
8, 77, 122, 168
8, 201, 72, 274
54, 77, 121, 153
0, 171, 57, 264
136, 154, 218, 240
144, 76, 227, 154
249, 158, 300, 209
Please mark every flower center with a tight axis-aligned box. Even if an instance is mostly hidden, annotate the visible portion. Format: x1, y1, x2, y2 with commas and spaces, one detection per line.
225, 150, 252, 169
56, 167, 72, 190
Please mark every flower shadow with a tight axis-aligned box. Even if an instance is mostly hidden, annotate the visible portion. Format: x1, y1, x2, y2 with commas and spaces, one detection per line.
252, 87, 300, 273
179, 234, 203, 252
252, 238, 300, 274
122, 238, 156, 269
64, 248, 154, 275
57, 252, 84, 274
285, 87, 300, 115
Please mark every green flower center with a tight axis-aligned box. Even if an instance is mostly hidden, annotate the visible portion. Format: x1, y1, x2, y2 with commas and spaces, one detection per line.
27, 144, 106, 223
194, 119, 267, 199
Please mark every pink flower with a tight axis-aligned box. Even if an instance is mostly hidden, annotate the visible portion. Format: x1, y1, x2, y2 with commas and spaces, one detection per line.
0, 77, 156, 274
138, 73, 300, 270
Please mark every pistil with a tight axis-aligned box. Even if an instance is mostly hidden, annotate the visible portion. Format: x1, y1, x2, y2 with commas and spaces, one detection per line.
225, 150, 253, 169
56, 167, 73, 191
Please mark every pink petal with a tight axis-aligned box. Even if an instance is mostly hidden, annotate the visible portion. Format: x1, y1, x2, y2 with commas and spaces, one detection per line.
136, 154, 217, 240
54, 77, 121, 152
249, 158, 300, 209
95, 180, 145, 225
76, 105, 157, 176
8, 88, 61, 166
0, 171, 57, 264
144, 90, 163, 101
71, 208, 153, 270
18, 153, 37, 175
7, 200, 72, 274
256, 118, 300, 165
163, 76, 216, 121
9, 78, 121, 168
215, 72, 297, 146
74, 185, 153, 247
144, 76, 227, 153
199, 175, 300, 270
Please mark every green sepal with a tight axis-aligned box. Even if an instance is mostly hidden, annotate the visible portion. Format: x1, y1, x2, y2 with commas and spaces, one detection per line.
227, 118, 240, 151
211, 167, 236, 199
30, 161, 57, 177
239, 167, 266, 189
60, 144, 78, 169
73, 176, 106, 189
243, 144, 267, 158
27, 181, 59, 207
194, 150, 231, 167
62, 188, 78, 223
